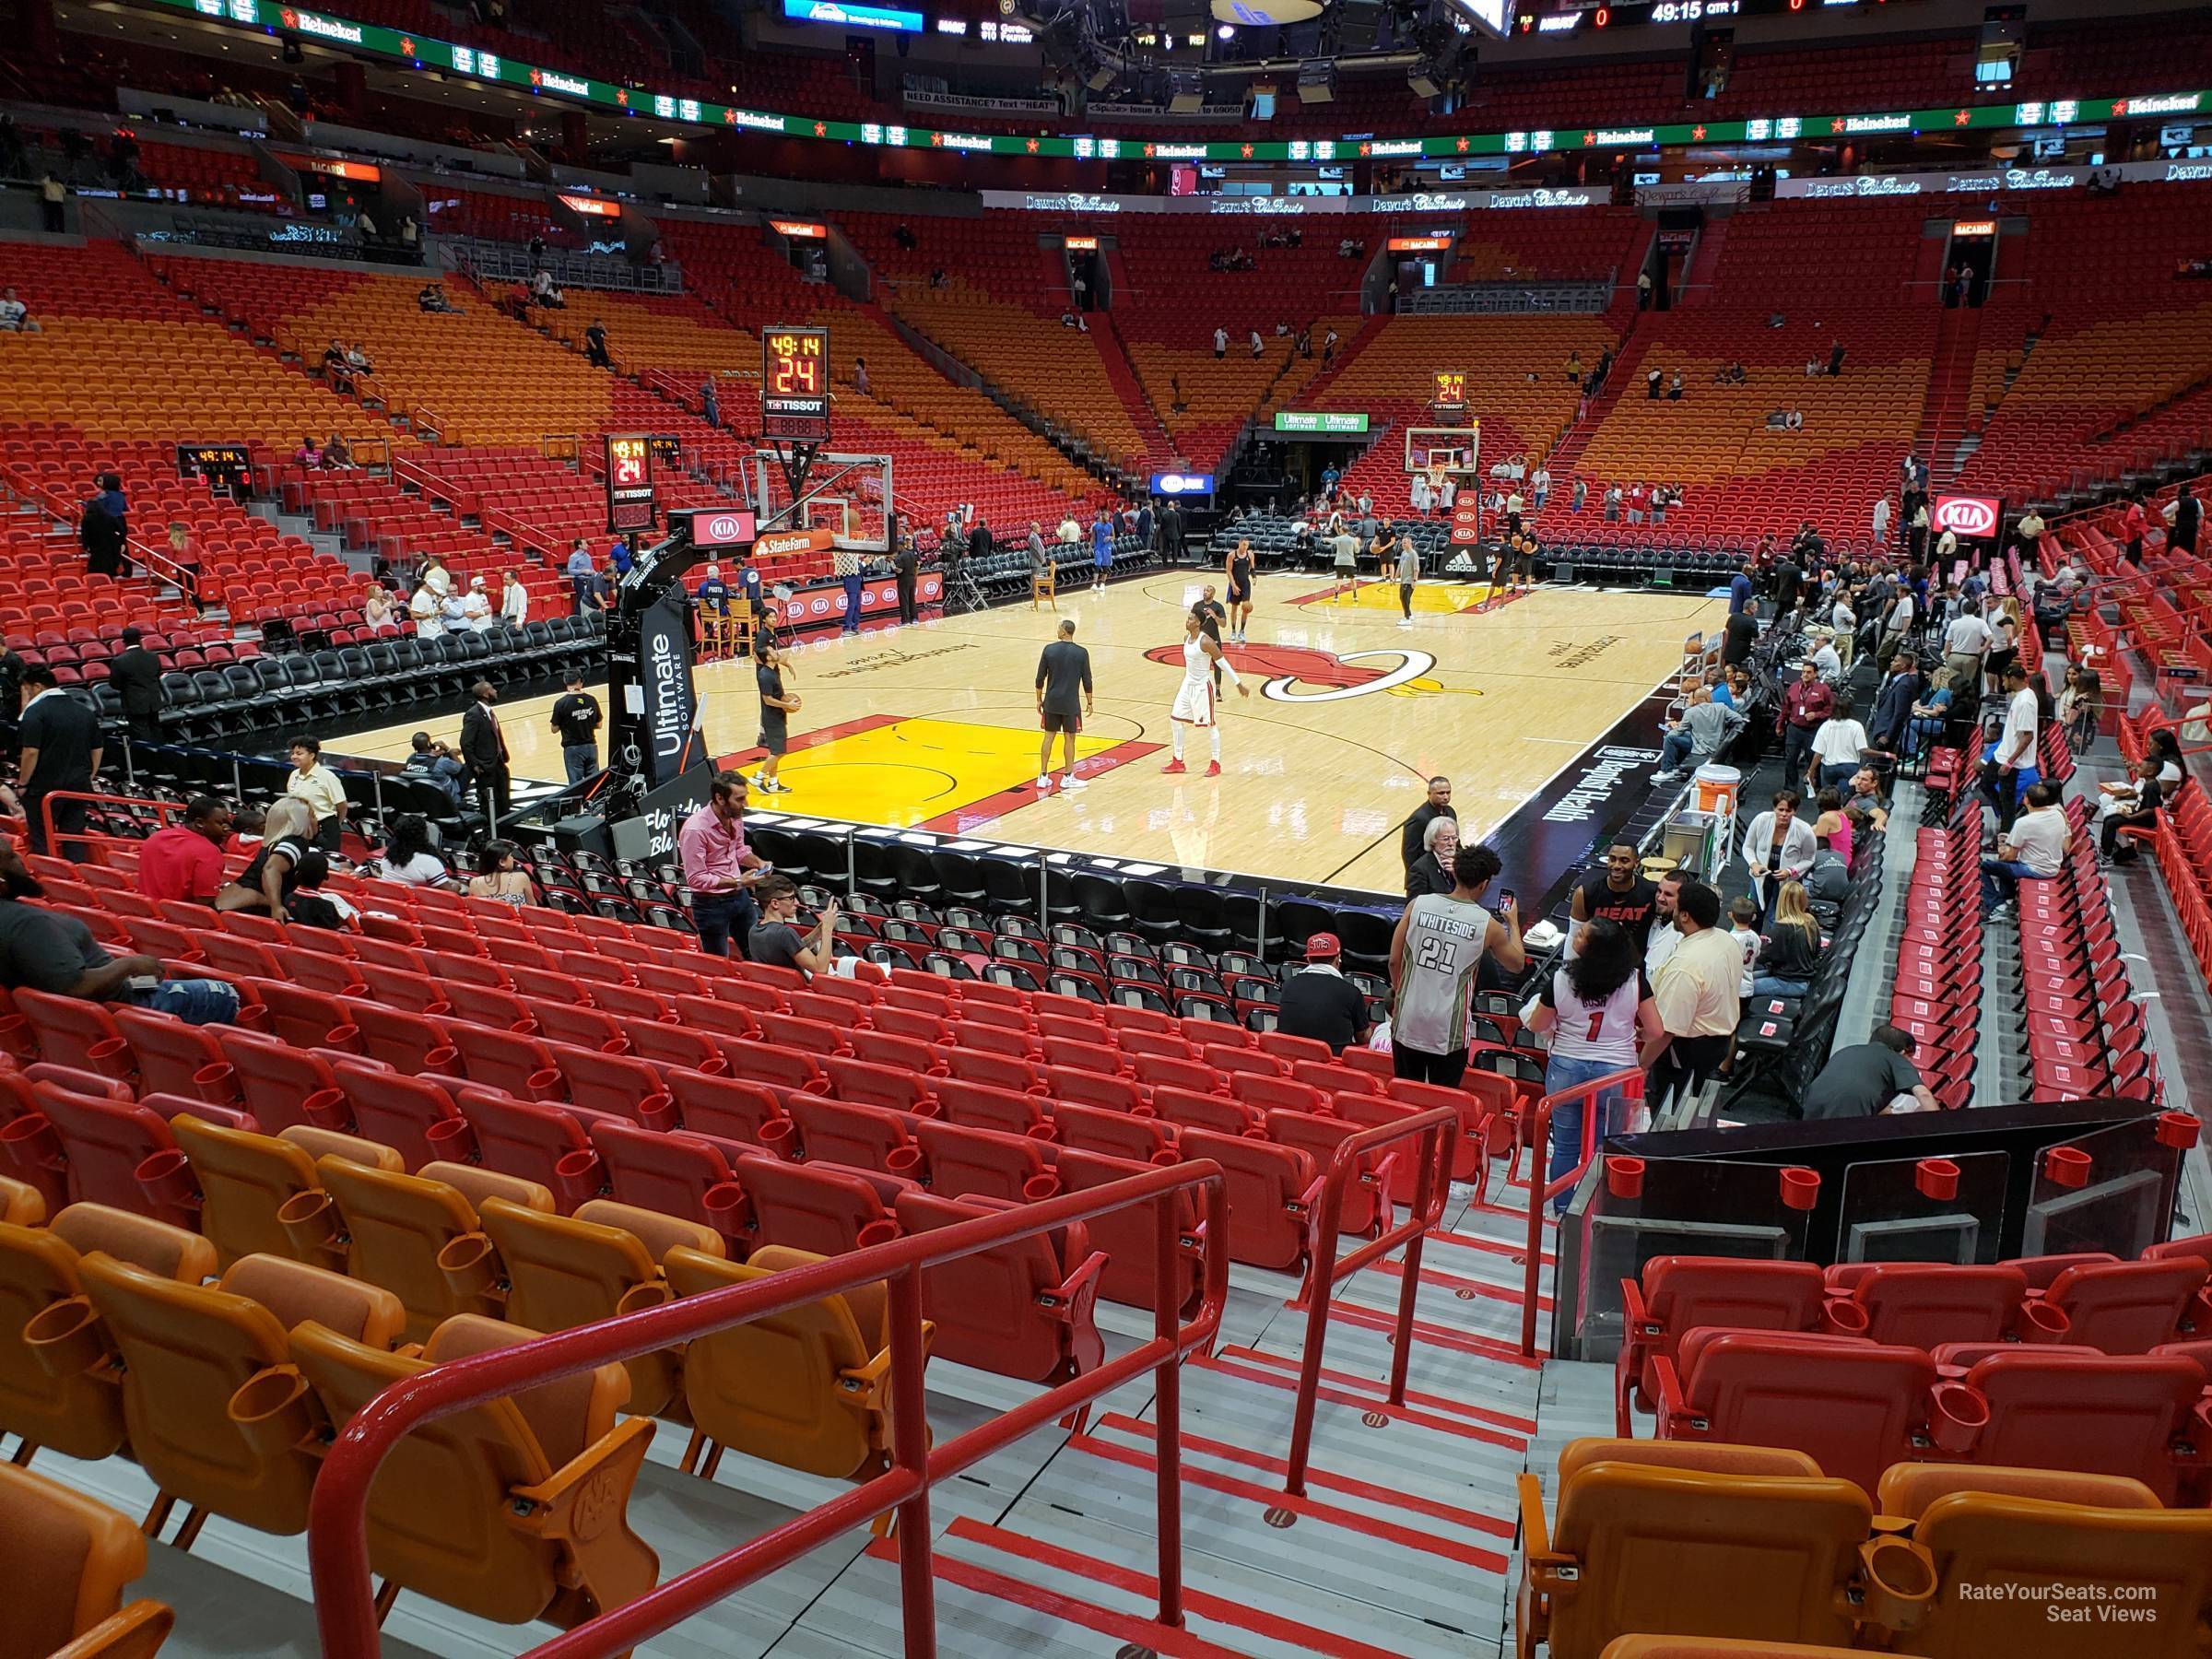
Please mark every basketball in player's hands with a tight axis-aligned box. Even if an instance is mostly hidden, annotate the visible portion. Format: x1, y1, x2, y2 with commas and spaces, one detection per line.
787, 694, 802, 712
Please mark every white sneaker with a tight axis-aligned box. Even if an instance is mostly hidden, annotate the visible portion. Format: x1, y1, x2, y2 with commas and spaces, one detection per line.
1397, 618, 1414, 628
1036, 774, 1054, 791
1063, 772, 1088, 790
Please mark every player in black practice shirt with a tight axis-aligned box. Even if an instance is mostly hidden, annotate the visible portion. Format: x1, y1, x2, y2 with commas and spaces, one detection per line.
755, 641, 799, 794
1569, 842, 1659, 953
1034, 618, 1094, 794
1276, 933, 1371, 1053
548, 671, 603, 786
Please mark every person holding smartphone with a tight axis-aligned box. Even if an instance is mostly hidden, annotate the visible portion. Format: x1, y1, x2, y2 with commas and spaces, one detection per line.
1387, 843, 1525, 1088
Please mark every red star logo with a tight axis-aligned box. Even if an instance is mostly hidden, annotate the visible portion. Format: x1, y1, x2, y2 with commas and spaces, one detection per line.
813, 122, 827, 136
529, 68, 542, 86
1359, 142, 1371, 157
1455, 136, 1469, 153
930, 131, 943, 147
1583, 131, 1597, 147
1954, 109, 1971, 126
723, 108, 736, 124
2112, 100, 2129, 116
1830, 118, 1846, 134
280, 8, 296, 25
398, 35, 414, 55
616, 89, 629, 106
1027, 138, 1040, 153
1241, 143, 1253, 159
1144, 143, 1157, 159
1691, 124, 1706, 140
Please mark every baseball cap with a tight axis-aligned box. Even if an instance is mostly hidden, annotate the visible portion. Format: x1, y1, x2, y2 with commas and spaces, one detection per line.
1305, 933, 1342, 961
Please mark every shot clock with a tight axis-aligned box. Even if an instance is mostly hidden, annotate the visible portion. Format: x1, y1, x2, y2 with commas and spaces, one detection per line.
604, 433, 657, 535
760, 325, 832, 441
1432, 371, 1469, 419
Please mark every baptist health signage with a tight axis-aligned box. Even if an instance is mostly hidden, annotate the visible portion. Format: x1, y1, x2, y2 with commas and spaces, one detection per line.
1275, 412, 1371, 435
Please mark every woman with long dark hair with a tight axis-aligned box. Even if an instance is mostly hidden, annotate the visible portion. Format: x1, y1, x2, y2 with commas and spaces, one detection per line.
377, 813, 453, 888
1163, 604, 1249, 776
1527, 916, 1660, 1213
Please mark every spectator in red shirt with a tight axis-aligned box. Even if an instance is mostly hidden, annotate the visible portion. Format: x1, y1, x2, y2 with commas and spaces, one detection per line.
137, 794, 233, 905
2121, 495, 2148, 565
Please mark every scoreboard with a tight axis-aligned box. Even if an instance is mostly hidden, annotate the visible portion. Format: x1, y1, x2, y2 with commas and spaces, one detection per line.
604, 433, 657, 534
1431, 371, 1470, 421
761, 325, 832, 441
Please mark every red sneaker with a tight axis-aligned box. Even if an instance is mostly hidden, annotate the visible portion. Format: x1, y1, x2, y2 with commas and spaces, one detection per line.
1204, 760, 1222, 777
1161, 759, 1186, 774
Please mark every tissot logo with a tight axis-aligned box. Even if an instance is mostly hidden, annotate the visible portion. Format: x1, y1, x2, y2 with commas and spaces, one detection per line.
1934, 495, 2001, 536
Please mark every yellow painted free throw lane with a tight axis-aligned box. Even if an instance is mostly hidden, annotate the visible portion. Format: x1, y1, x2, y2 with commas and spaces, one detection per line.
754, 716, 1129, 827
1304, 581, 1509, 614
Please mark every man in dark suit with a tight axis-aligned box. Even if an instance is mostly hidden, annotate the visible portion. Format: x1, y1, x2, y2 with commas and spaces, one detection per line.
107, 626, 163, 745
459, 680, 512, 825
79, 472, 127, 579
18, 666, 100, 860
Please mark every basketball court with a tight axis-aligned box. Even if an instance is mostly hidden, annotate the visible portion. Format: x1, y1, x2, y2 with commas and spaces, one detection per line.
349, 572, 1723, 894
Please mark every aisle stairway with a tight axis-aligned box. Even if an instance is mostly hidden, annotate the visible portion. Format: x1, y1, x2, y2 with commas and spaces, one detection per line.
1915, 302, 1983, 487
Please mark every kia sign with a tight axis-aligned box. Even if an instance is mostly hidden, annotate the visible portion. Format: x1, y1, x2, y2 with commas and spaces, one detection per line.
677, 506, 756, 549
1149, 472, 1215, 497
1450, 500, 1482, 546
1934, 494, 2002, 538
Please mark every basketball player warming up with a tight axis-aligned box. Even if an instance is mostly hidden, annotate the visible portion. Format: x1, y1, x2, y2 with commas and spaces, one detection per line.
1163, 606, 1249, 776
1224, 537, 1256, 645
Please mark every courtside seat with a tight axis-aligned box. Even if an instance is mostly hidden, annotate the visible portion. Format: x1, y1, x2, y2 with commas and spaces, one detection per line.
731, 1159, 902, 1257
1652, 1331, 1944, 1498
2030, 1256, 2208, 1354
10, 990, 132, 1081
330, 1062, 472, 1171
0, 1172, 41, 1226
664, 1242, 914, 1483
0, 1205, 215, 1465
453, 1088, 603, 1213
290, 1313, 659, 1634
210, 1027, 348, 1134
1176, 1129, 1313, 1272
170, 1114, 331, 1268
586, 1119, 751, 1249
0, 1461, 174, 1659
77, 1252, 404, 1540
111, 1007, 237, 1107
1824, 1263, 2055, 1351
1949, 1348, 2206, 1503
1516, 1438, 1871, 1659
895, 1190, 1104, 1388
788, 1097, 923, 1178
1618, 1258, 1833, 1433
1879, 1481, 2212, 1656
307, 1157, 554, 1341
31, 1086, 197, 1230
665, 1070, 789, 1146
912, 1119, 1053, 1203
476, 1196, 723, 1420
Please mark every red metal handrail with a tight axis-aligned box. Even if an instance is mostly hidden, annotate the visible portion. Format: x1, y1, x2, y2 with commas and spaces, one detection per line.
307, 1159, 1231, 1659
1520, 1066, 1648, 1358
1281, 1103, 1459, 1498
33, 791, 187, 858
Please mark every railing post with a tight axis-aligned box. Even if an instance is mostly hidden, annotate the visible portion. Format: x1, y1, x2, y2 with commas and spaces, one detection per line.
1385, 1122, 1438, 1408
1152, 1195, 1185, 1629
888, 1265, 936, 1659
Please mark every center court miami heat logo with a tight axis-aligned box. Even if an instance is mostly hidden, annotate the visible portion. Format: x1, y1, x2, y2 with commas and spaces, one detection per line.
1142, 643, 1478, 704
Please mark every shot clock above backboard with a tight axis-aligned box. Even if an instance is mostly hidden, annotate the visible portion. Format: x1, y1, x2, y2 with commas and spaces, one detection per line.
761, 325, 832, 442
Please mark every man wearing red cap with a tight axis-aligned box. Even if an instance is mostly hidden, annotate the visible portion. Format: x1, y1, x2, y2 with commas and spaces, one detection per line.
1276, 932, 1371, 1054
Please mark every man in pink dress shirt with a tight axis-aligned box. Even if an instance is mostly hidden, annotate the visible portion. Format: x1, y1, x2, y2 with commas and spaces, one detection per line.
677, 771, 769, 958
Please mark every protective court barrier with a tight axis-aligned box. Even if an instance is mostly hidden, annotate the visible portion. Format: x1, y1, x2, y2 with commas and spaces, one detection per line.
1523, 1066, 1648, 1358
1282, 1103, 1460, 1498
307, 1160, 1230, 1659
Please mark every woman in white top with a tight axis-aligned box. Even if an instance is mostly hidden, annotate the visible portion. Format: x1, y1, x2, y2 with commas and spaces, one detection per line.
375, 815, 455, 888
1162, 606, 1249, 778
1409, 472, 1433, 518
363, 585, 398, 632
1528, 917, 1660, 1212
1810, 696, 1871, 793
1740, 787, 1822, 921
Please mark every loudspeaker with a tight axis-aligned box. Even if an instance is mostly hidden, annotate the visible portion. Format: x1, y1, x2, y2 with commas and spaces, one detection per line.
1087, 57, 1119, 89
1336, 0, 1385, 53
1168, 72, 1206, 112
1296, 60, 1335, 103
1407, 65, 1441, 100
554, 813, 614, 860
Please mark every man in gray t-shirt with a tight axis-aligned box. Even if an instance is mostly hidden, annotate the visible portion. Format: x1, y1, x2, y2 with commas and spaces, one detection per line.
1395, 538, 1420, 627
1389, 842, 1525, 1088
1034, 618, 1094, 793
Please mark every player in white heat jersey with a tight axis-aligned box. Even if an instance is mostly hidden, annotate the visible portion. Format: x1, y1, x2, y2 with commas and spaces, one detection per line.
1164, 606, 1248, 777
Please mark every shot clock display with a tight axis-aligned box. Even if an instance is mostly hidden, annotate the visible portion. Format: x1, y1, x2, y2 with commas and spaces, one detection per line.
1432, 371, 1470, 418
175, 442, 253, 493
761, 325, 832, 442
605, 433, 657, 535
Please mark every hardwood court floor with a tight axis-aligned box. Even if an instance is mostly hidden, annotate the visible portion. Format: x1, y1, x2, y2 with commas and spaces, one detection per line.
350, 573, 1724, 894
